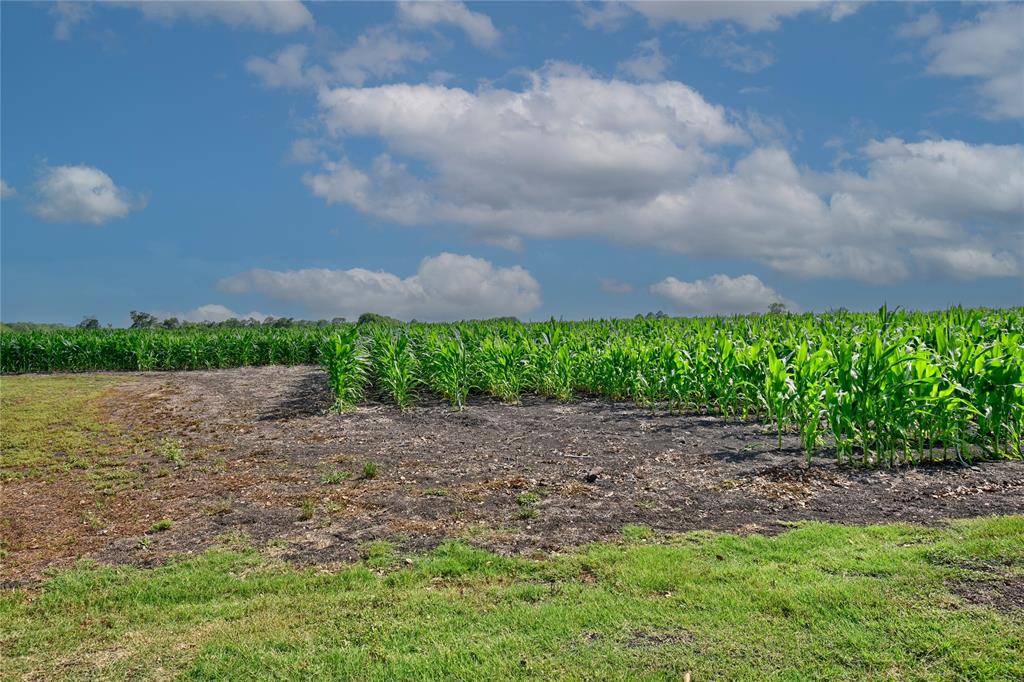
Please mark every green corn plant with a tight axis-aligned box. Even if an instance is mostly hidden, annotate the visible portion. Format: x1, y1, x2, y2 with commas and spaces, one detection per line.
4, 307, 1022, 472
760, 346, 795, 450
323, 327, 368, 410
371, 329, 420, 410
478, 334, 530, 403
422, 331, 473, 409
790, 341, 831, 461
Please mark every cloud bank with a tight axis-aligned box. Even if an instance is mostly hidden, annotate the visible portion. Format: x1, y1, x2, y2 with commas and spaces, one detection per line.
218, 253, 541, 321
301, 66, 1021, 283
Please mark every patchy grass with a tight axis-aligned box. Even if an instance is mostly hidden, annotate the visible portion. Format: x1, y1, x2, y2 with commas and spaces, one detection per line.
3, 517, 1021, 680
621, 523, 656, 541
0, 375, 127, 480
159, 438, 186, 468
321, 470, 352, 485
148, 520, 173, 533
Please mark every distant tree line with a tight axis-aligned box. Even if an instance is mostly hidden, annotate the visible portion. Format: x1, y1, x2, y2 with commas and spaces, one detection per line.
123, 311, 350, 330
3, 305, 794, 333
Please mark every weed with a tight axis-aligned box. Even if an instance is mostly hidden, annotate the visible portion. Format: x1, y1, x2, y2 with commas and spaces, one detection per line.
160, 439, 186, 468
320, 470, 352, 485
516, 492, 541, 507
299, 498, 315, 521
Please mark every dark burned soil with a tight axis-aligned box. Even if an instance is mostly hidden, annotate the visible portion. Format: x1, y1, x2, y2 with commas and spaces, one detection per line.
4, 365, 1023, 583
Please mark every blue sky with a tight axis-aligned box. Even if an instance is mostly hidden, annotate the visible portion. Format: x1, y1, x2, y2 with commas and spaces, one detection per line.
1, 1, 1021, 324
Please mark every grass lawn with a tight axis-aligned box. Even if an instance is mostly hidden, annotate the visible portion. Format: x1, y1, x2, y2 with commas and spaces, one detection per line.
2, 517, 1022, 680
0, 374, 128, 479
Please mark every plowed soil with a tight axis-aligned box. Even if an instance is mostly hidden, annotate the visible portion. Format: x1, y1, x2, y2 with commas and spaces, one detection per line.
4, 365, 1022, 584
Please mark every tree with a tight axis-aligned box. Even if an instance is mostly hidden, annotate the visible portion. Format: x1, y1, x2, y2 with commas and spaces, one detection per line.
129, 311, 158, 329
767, 302, 789, 315
160, 317, 181, 329
77, 316, 100, 330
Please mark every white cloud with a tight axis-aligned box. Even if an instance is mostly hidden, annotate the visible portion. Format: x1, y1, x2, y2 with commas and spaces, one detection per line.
51, 1, 313, 41
599, 278, 634, 294
911, 246, 1019, 280
911, 4, 1024, 119
397, 1, 500, 49
702, 31, 776, 73
331, 28, 430, 86
896, 10, 940, 40
617, 39, 670, 81
247, 29, 429, 90
651, 274, 795, 315
217, 253, 541, 321
50, 2, 91, 40
307, 65, 1022, 283
162, 304, 268, 323
623, 1, 859, 33
247, 44, 326, 89
32, 164, 143, 225
315, 65, 748, 212
578, 1, 634, 31
0, 179, 16, 199
132, 0, 313, 33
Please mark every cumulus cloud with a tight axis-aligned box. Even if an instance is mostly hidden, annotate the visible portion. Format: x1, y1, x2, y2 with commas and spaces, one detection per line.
246, 44, 325, 89
617, 39, 670, 81
0, 179, 15, 199
331, 28, 430, 86
651, 274, 795, 315
32, 164, 143, 225
911, 246, 1019, 280
305, 65, 1023, 283
585, 1, 860, 33
313, 65, 747, 218
163, 304, 268, 324
132, 0, 313, 33
908, 4, 1024, 119
248, 31, 428, 90
397, 1, 500, 49
217, 253, 541, 321
599, 278, 634, 295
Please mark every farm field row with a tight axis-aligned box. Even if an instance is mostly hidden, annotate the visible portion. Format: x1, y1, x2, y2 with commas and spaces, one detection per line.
3, 307, 1022, 467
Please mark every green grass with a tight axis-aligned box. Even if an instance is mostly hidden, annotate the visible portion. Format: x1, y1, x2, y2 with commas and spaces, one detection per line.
3, 517, 1021, 680
0, 375, 127, 480
321, 469, 353, 484
147, 519, 173, 533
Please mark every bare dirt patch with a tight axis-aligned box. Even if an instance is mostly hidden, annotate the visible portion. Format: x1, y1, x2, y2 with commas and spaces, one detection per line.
949, 575, 1024, 613
4, 365, 1023, 583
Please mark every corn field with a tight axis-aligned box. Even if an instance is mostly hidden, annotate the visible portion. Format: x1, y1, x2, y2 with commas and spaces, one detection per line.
3, 307, 1022, 466
0, 327, 326, 372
